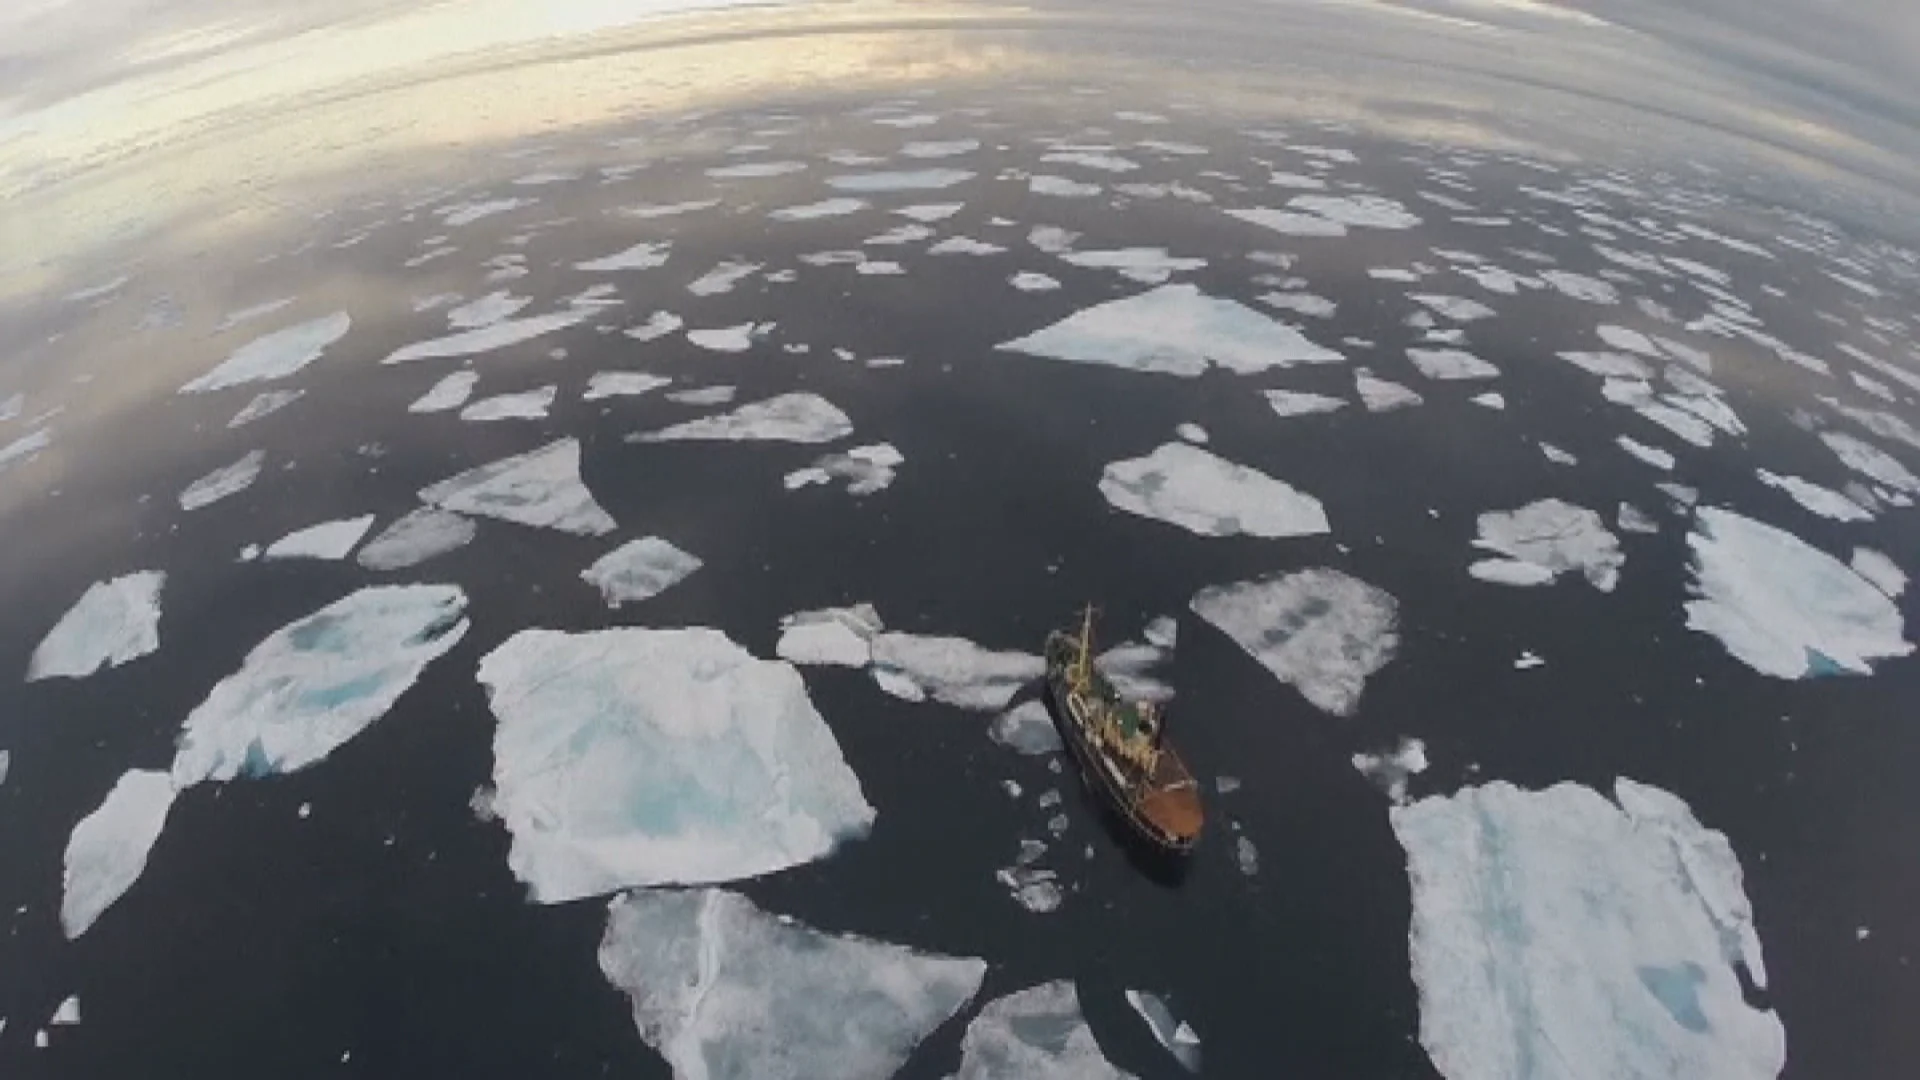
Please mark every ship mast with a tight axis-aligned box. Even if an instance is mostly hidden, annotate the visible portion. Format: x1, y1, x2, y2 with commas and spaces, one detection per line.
1075, 605, 1096, 688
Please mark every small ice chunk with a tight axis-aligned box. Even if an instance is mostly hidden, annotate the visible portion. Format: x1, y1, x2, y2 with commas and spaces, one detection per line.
1060, 247, 1206, 285
1041, 151, 1140, 172
447, 291, 531, 330
623, 311, 684, 342
828, 169, 973, 192
1540, 442, 1577, 466
770, 197, 868, 221
687, 261, 763, 296
1265, 389, 1346, 417
580, 537, 701, 607
29, 571, 165, 682
1191, 568, 1399, 716
263, 515, 376, 561
179, 450, 264, 510
1850, 548, 1906, 598
1100, 441, 1329, 538
438, 197, 531, 226
1659, 482, 1700, 506
989, 700, 1063, 755
1685, 506, 1911, 678
1259, 291, 1337, 318
1541, 269, 1620, 304
409, 371, 479, 413
869, 633, 1045, 711
1559, 350, 1654, 379
60, 769, 176, 938
51, 997, 79, 1025
1515, 650, 1546, 669
599, 888, 983, 1080
666, 385, 737, 407
1407, 348, 1500, 380
1029, 226, 1078, 253
1288, 194, 1421, 229
997, 866, 1064, 913
420, 438, 615, 535
706, 160, 807, 179
1471, 499, 1624, 591
999, 284, 1342, 376
896, 203, 964, 222
1143, 615, 1178, 649
1125, 990, 1201, 1073
902, 139, 979, 158
926, 234, 1005, 256
777, 604, 884, 667
1470, 392, 1506, 409
460, 385, 556, 421
1357, 369, 1423, 412
1822, 431, 1920, 494
1236, 835, 1260, 876
1175, 422, 1208, 444
180, 313, 351, 393
383, 310, 591, 364
1756, 469, 1872, 522
479, 627, 875, 900
1351, 737, 1429, 803
1618, 502, 1658, 534
1268, 171, 1326, 189
583, 372, 670, 401
575, 240, 672, 272
686, 323, 760, 352
357, 508, 476, 570
635, 393, 852, 444
229, 389, 303, 427
1617, 435, 1675, 470
1216, 774, 1241, 793
784, 443, 902, 495
1030, 175, 1102, 197
1410, 294, 1495, 322
1226, 206, 1347, 236
952, 982, 1132, 1080
1010, 272, 1060, 292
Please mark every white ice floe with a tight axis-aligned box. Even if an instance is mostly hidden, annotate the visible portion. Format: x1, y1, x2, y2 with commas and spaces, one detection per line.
438, 197, 531, 226
707, 160, 807, 179
998, 865, 1064, 913
1226, 206, 1347, 237
1289, 194, 1420, 229
686, 323, 763, 352
1755, 469, 1872, 522
229, 389, 303, 427
181, 313, 351, 393
1822, 431, 1920, 494
409, 372, 478, 413
179, 450, 264, 510
1617, 435, 1675, 470
1030, 175, 1102, 197
777, 604, 885, 668
1029, 226, 1078, 253
1060, 247, 1206, 284
460, 385, 556, 422
666, 386, 737, 407
478, 627, 874, 900
447, 291, 531, 330
383, 310, 590, 364
1010, 272, 1060, 292
1259, 291, 1336, 318
1351, 737, 1429, 804
583, 372, 670, 401
1470, 499, 1623, 592
953, 981, 1133, 1080
1391, 779, 1784, 1080
688, 261, 763, 296
29, 571, 165, 682
1265, 389, 1346, 417
635, 393, 852, 444
1685, 506, 1910, 678
785, 443, 903, 495
172, 585, 470, 784
897, 203, 964, 222
580, 537, 702, 607
1175, 423, 1208, 444
1357, 369, 1423, 412
1042, 151, 1140, 173
616, 199, 719, 219
1099, 442, 1328, 539
1411, 294, 1496, 322
929, 236, 1006, 256
263, 515, 376, 561
624, 311, 684, 342
1407, 348, 1499, 380
1268, 171, 1326, 189
1236, 835, 1259, 875
1851, 548, 1906, 597
902, 139, 979, 158
998, 284, 1341, 376
869, 633, 1045, 711
599, 888, 983, 1080
990, 700, 1063, 755
356, 508, 476, 570
1540, 442, 1578, 466
1191, 568, 1399, 716
1126, 990, 1201, 1073
1470, 392, 1506, 409
576, 240, 672, 272
1619, 502, 1659, 534
1559, 350, 1654, 379
1541, 269, 1619, 304
865, 228, 935, 252
419, 438, 616, 535
771, 197, 868, 221
829, 169, 973, 192
60, 769, 176, 938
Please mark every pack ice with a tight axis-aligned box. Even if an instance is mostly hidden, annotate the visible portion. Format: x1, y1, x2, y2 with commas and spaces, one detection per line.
633, 393, 853, 444
1190, 569, 1399, 716
1391, 779, 1785, 1080
28, 571, 165, 682
997, 284, 1342, 376
951, 981, 1135, 1079
1470, 499, 1624, 591
599, 887, 984, 1080
419, 438, 616, 535
1099, 441, 1328, 538
476, 627, 875, 903
1684, 506, 1911, 678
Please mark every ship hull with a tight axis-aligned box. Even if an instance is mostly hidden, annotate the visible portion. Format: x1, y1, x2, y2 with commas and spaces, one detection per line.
1044, 655, 1198, 856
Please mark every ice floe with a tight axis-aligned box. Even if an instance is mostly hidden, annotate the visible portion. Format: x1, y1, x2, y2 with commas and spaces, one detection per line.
29, 571, 165, 682
1010, 272, 1060, 291
478, 627, 874, 900
771, 197, 868, 221
1289, 193, 1420, 229
785, 443, 903, 495
902, 138, 979, 158
447, 291, 531, 330
459, 386, 555, 422
180, 312, 352, 394
777, 604, 885, 668
624, 311, 684, 342
409, 373, 478, 413
598, 887, 983, 1080
1030, 175, 1102, 197
383, 310, 590, 364
1851, 548, 1906, 597
1126, 989, 1201, 1073
1541, 269, 1620, 304
1390, 779, 1784, 1080
1410, 294, 1495, 322
707, 160, 807, 179
1356, 369, 1423, 412
1099, 442, 1328, 538
952, 981, 1132, 1080
179, 450, 264, 510
580, 537, 702, 607
60, 770, 176, 938
634, 393, 852, 444
1265, 389, 1346, 417
583, 372, 670, 401
929, 236, 1006, 256
897, 202, 964, 222
1617, 435, 1675, 470
1470, 391, 1505, 409
990, 700, 1063, 754
0, 427, 48, 472
666, 385, 737, 407
356, 508, 477, 570
263, 515, 376, 561
688, 261, 763, 296
1685, 506, 1910, 678
1351, 737, 1429, 803
998, 284, 1341, 376
619, 199, 720, 219
1190, 569, 1399, 716
1042, 151, 1139, 172
829, 168, 973, 191
1821, 431, 1920, 494
419, 438, 616, 535
869, 633, 1044, 711
1059, 247, 1206, 284
576, 240, 672, 272
1755, 469, 1872, 522
1619, 502, 1659, 534
1407, 348, 1499, 380
1470, 499, 1623, 591
438, 197, 531, 226
1259, 291, 1336, 318
1226, 206, 1348, 237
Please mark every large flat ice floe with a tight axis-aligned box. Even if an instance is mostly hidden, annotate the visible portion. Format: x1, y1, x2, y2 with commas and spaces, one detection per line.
61, 769, 176, 938
952, 981, 1135, 1079
1190, 569, 1399, 716
1470, 499, 1624, 591
632, 393, 852, 444
1685, 506, 1910, 678
599, 887, 984, 1080
179, 450, 264, 510
580, 537, 702, 607
181, 312, 351, 393
1099, 442, 1328, 538
356, 508, 477, 570
477, 627, 875, 902
419, 438, 616, 535
997, 284, 1342, 376
1391, 779, 1785, 1080
29, 571, 165, 682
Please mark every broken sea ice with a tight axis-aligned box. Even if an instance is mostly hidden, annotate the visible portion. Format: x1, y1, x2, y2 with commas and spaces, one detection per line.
579, 536, 702, 607
1469, 498, 1624, 592
419, 437, 615, 535
951, 981, 1135, 1079
28, 571, 165, 682
997, 283, 1342, 377
1099, 441, 1328, 538
1190, 568, 1399, 716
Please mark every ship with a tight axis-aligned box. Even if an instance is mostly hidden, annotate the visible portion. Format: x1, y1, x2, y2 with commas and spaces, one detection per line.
1044, 607, 1204, 854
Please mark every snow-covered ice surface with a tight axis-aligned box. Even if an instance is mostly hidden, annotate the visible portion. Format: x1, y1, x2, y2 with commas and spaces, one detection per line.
1099, 441, 1328, 538
356, 508, 476, 570
579, 536, 702, 607
598, 887, 983, 1080
419, 438, 616, 535
1391, 779, 1785, 1080
998, 284, 1342, 376
869, 633, 1045, 711
477, 627, 875, 901
60, 769, 176, 938
1470, 499, 1624, 591
1356, 369, 1423, 411
28, 571, 165, 682
180, 312, 351, 392
1755, 469, 1873, 522
1850, 548, 1907, 598
1684, 507, 1910, 678
1126, 989, 1202, 1073
952, 981, 1134, 1080
179, 450, 264, 510
777, 604, 884, 668
1191, 569, 1400, 716
633, 392, 852, 444
262, 515, 375, 561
